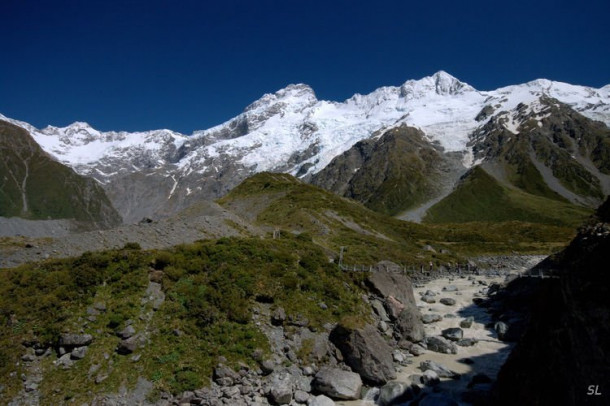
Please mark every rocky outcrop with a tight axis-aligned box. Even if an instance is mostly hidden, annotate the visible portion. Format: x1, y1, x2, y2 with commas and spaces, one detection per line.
366, 263, 425, 342
493, 198, 610, 405
312, 368, 362, 400
329, 324, 396, 385
367, 262, 420, 307
395, 308, 425, 343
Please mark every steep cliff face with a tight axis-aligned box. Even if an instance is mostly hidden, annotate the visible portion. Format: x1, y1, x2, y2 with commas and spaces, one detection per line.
493, 198, 610, 405
0, 120, 121, 229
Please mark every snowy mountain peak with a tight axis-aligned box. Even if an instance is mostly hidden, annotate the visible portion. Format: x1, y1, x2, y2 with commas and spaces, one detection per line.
244, 83, 317, 114
431, 70, 474, 94
400, 71, 475, 98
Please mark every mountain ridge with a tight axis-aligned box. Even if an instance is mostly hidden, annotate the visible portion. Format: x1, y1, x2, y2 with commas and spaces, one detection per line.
1, 72, 609, 223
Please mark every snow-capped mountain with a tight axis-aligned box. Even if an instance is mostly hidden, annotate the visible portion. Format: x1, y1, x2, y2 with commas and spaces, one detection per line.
1, 71, 609, 223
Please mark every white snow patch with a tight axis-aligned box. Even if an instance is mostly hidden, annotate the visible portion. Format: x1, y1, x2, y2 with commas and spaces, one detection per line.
168, 176, 178, 200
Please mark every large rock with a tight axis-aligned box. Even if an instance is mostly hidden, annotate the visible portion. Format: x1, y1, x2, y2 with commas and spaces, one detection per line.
313, 367, 362, 400
421, 295, 437, 304
116, 335, 139, 355
439, 298, 456, 306
329, 324, 396, 385
268, 370, 294, 405
271, 307, 286, 326
308, 394, 335, 406
117, 325, 136, 339
494, 321, 508, 340
422, 314, 443, 324
460, 316, 474, 328
384, 296, 405, 320
371, 299, 390, 322
366, 264, 417, 307
424, 336, 457, 354
59, 333, 93, 348
441, 328, 463, 342
214, 364, 240, 385
420, 360, 460, 379
395, 307, 425, 343
378, 381, 419, 406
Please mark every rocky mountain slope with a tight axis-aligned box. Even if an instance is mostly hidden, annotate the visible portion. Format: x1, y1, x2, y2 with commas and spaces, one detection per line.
0, 120, 121, 230
310, 125, 466, 217
492, 197, 610, 405
1, 72, 608, 224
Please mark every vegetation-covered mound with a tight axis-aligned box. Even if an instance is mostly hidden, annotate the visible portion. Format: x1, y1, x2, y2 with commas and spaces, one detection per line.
220, 172, 582, 263
0, 235, 368, 404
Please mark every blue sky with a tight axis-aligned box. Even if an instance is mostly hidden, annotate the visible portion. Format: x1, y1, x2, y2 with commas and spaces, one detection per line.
1, 0, 609, 133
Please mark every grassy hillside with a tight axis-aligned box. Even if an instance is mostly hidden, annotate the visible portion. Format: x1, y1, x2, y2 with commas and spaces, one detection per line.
423, 166, 591, 226
219, 172, 581, 262
0, 236, 368, 404
0, 120, 121, 227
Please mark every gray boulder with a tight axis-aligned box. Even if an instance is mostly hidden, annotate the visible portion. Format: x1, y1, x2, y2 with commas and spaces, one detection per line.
420, 360, 460, 379
268, 371, 294, 405
118, 325, 136, 339
441, 328, 463, 342
422, 370, 440, 386
442, 285, 458, 292
395, 307, 425, 343
457, 338, 478, 347
116, 335, 139, 355
384, 296, 405, 320
421, 295, 436, 304
313, 367, 362, 400
424, 336, 457, 354
260, 359, 276, 375
371, 299, 390, 322
271, 307, 286, 326
409, 343, 426, 356
329, 324, 396, 385
422, 314, 443, 324
367, 263, 418, 307
214, 364, 240, 385
59, 333, 93, 348
378, 381, 419, 406
70, 346, 88, 360
294, 389, 309, 403
494, 321, 508, 340
460, 317, 474, 328
440, 298, 456, 306
54, 353, 73, 369
308, 394, 335, 406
